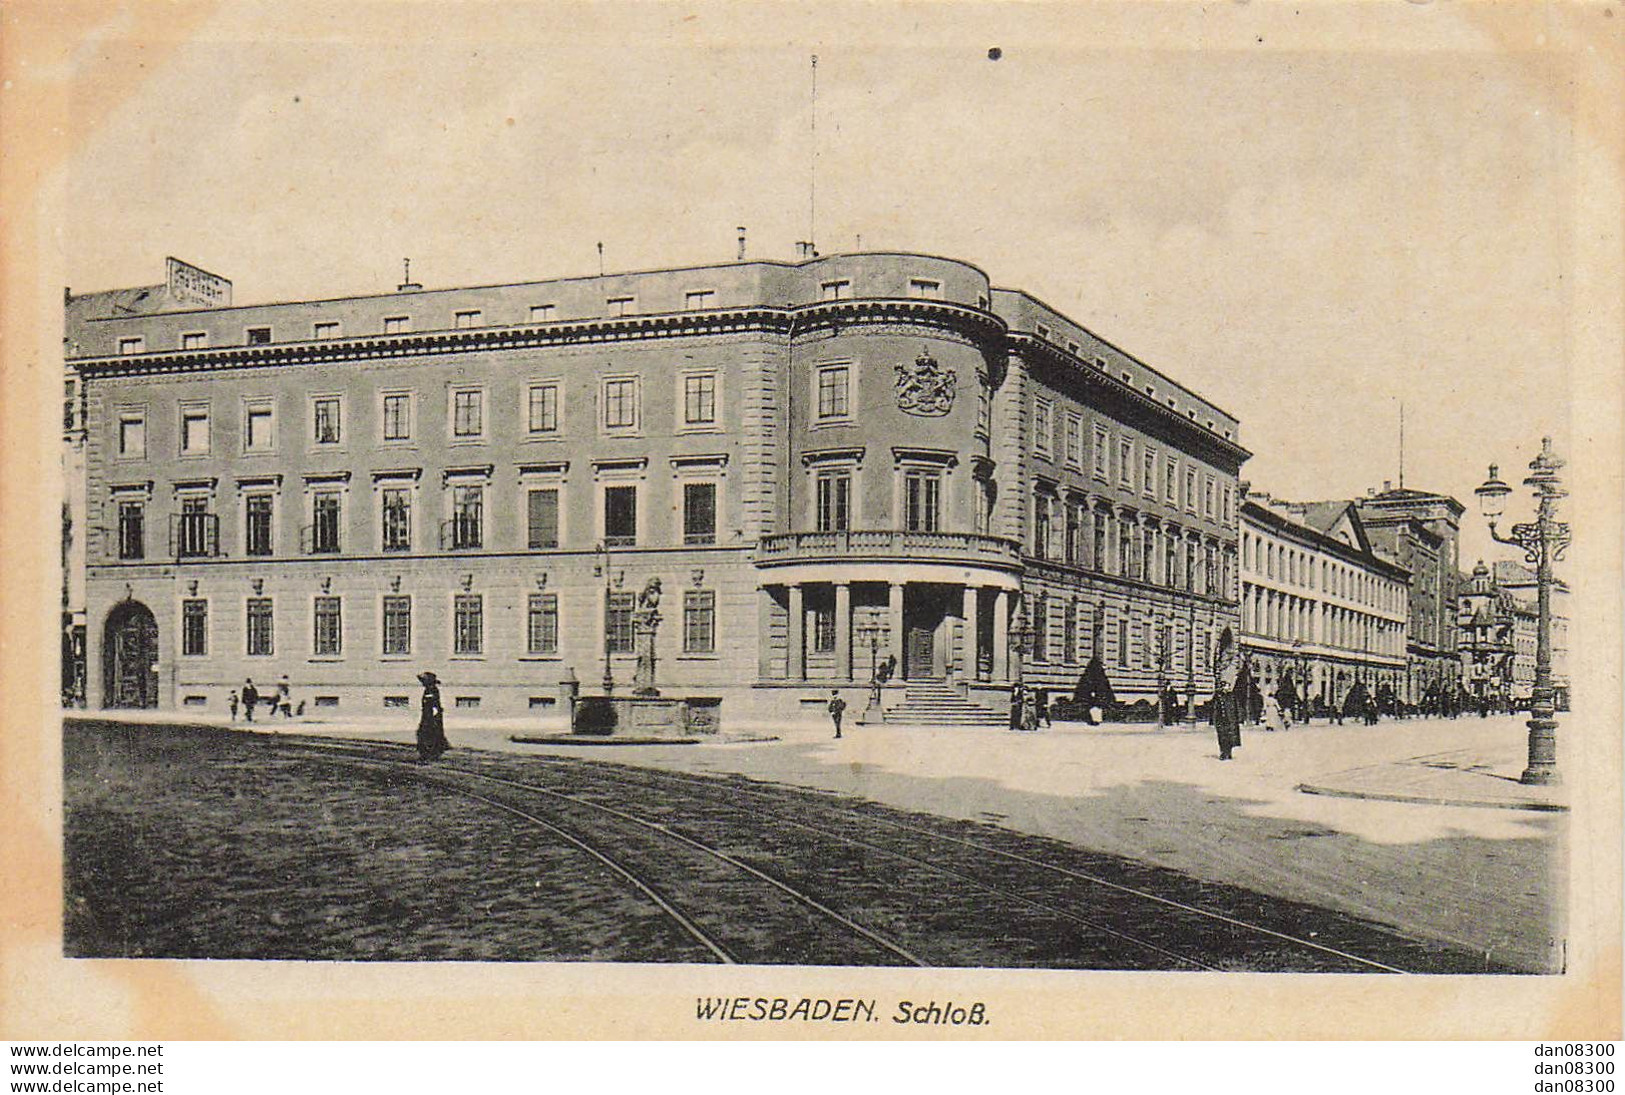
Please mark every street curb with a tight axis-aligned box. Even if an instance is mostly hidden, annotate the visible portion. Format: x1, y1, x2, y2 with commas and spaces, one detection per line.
1295, 781, 1568, 813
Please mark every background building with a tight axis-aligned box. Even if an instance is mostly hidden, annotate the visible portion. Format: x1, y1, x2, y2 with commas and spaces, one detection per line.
1239, 490, 1409, 713
1457, 559, 1570, 710
69, 250, 1244, 723
1353, 484, 1465, 706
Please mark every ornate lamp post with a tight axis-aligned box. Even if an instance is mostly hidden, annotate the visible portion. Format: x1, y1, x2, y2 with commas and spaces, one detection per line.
855, 620, 883, 724
1475, 438, 1569, 786
594, 542, 617, 696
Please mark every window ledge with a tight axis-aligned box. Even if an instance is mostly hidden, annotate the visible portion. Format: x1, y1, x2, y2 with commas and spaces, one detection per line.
307, 657, 345, 663
449, 656, 488, 661
379, 656, 414, 662
809, 419, 854, 430
675, 654, 720, 662
517, 655, 563, 662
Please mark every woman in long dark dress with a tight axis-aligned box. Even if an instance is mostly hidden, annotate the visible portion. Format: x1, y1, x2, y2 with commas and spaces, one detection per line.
416, 671, 450, 762
1211, 627, 1242, 760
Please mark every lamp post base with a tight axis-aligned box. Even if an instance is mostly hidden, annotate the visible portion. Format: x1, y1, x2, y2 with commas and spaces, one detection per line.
1520, 713, 1559, 786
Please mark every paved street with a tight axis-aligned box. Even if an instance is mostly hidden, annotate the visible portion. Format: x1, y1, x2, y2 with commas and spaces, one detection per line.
67, 710, 1565, 972
63, 717, 1512, 971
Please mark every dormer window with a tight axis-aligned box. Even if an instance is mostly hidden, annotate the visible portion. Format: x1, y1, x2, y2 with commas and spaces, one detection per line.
606, 296, 635, 317
180, 331, 208, 350
820, 279, 851, 301
245, 326, 272, 345
383, 316, 411, 334
313, 321, 341, 340
684, 290, 715, 310
118, 337, 144, 355
529, 304, 556, 322
454, 310, 482, 329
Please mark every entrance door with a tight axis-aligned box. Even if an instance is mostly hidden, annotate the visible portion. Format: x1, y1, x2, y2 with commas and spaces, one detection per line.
104, 601, 159, 708
906, 625, 935, 679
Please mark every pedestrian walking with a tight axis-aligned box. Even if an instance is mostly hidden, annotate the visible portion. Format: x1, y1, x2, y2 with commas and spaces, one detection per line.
242, 678, 259, 723
1212, 627, 1242, 761
827, 689, 847, 739
276, 674, 292, 718
1009, 682, 1025, 731
1262, 693, 1289, 732
228, 690, 239, 722
416, 671, 450, 762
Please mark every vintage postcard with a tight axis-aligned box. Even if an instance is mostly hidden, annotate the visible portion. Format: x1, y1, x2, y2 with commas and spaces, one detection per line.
1, 0, 1620, 1042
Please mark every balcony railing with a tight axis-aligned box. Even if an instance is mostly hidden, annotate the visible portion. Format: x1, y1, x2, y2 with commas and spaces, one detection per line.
757, 529, 1022, 568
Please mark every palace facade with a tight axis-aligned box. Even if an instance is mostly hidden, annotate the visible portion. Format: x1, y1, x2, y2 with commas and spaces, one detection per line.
69, 251, 1245, 723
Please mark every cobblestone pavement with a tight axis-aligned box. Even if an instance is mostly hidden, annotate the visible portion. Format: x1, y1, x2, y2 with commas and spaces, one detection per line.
63, 718, 1511, 971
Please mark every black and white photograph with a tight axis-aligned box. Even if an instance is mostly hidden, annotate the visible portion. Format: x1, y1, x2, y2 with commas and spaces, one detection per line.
4, 0, 1621, 1051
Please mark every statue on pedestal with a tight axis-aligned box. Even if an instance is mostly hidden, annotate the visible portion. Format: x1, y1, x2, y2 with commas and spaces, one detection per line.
632, 577, 662, 697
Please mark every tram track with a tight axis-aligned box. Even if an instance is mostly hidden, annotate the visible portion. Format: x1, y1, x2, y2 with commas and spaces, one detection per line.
277, 739, 928, 967
272, 734, 1494, 972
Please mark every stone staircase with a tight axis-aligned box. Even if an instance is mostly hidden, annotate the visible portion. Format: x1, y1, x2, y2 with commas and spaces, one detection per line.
882, 680, 1006, 727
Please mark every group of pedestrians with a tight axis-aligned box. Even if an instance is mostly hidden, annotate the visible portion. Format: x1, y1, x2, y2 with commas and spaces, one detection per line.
228, 675, 294, 723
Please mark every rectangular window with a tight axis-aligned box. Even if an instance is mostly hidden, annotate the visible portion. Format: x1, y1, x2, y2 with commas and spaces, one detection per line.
903, 469, 941, 532
1065, 502, 1081, 564
310, 492, 341, 554
313, 596, 342, 656
606, 296, 635, 317
603, 485, 637, 547
907, 279, 943, 299
1118, 618, 1130, 669
527, 593, 559, 655
684, 289, 715, 310
450, 485, 483, 549
245, 494, 274, 556
118, 337, 144, 355
383, 316, 411, 334
1065, 415, 1083, 469
1204, 478, 1215, 518
1033, 493, 1050, 559
820, 279, 851, 301
381, 488, 411, 552
815, 472, 851, 532
603, 378, 638, 430
1165, 458, 1178, 502
313, 321, 341, 340
452, 389, 483, 438
454, 310, 482, 329
527, 488, 559, 549
382, 595, 412, 656
682, 374, 717, 425
811, 605, 836, 653
606, 591, 635, 654
182, 599, 207, 656
1030, 594, 1048, 662
816, 365, 850, 420
529, 304, 555, 322
683, 482, 717, 545
175, 496, 215, 559
312, 398, 341, 445
1035, 324, 1052, 342
1034, 399, 1053, 456
683, 591, 716, 654
1092, 427, 1108, 479
1119, 439, 1133, 488
527, 383, 559, 434
180, 331, 207, 350
1064, 599, 1078, 664
1143, 450, 1156, 496
246, 326, 272, 345
1185, 469, 1198, 513
117, 501, 145, 560
245, 405, 275, 451
180, 408, 210, 455
118, 412, 146, 458
382, 393, 411, 441
247, 597, 274, 656
454, 594, 483, 655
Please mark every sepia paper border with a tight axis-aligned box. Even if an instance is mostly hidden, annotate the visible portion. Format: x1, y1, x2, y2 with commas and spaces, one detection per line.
2, 0, 1619, 1041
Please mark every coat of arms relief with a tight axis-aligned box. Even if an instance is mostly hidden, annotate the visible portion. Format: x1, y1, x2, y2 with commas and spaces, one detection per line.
894, 348, 957, 416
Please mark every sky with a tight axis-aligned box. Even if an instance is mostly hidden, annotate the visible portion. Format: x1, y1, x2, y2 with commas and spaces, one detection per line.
55, 2, 1580, 568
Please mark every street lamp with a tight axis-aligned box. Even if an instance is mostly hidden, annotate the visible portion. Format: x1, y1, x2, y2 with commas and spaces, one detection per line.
855, 620, 883, 723
1475, 439, 1569, 786
594, 541, 617, 696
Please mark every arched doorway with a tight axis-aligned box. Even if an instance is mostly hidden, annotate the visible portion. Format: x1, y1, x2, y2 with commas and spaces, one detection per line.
103, 600, 159, 708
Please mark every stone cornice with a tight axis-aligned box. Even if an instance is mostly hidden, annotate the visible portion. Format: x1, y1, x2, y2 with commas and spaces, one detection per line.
70, 299, 1009, 377
1009, 333, 1251, 467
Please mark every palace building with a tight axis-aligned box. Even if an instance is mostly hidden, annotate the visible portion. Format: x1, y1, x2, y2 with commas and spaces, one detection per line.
69, 251, 1246, 723
1238, 491, 1409, 712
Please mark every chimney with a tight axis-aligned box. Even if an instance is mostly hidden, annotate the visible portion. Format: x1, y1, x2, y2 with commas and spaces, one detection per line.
1382, 480, 1392, 493
736, 227, 747, 261
796, 241, 817, 259
397, 258, 422, 293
